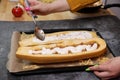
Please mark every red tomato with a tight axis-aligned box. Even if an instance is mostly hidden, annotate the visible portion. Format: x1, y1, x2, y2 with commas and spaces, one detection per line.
12, 6, 24, 17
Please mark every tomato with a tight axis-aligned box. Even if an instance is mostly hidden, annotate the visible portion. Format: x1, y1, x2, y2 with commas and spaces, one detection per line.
12, 6, 24, 17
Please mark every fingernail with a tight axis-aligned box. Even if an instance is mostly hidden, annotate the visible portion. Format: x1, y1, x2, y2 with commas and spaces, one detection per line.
94, 64, 99, 67
25, 7, 31, 11
85, 68, 91, 71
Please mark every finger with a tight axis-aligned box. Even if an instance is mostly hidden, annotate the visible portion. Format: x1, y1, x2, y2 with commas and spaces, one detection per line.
89, 65, 108, 71
30, 5, 40, 11
94, 71, 111, 79
94, 71, 109, 77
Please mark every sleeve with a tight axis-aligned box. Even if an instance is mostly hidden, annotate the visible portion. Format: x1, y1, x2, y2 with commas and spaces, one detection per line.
67, 0, 99, 12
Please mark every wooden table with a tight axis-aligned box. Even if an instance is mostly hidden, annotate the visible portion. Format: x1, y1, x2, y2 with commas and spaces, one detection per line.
0, 0, 112, 21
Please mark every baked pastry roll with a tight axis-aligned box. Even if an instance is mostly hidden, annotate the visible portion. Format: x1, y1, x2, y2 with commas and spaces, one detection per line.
16, 37, 107, 63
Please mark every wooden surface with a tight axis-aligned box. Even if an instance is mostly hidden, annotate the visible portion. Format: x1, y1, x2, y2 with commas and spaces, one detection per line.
0, 0, 112, 21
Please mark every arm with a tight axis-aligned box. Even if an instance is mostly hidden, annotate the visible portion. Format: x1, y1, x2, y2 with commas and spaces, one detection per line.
26, 0, 99, 15
27, 0, 70, 15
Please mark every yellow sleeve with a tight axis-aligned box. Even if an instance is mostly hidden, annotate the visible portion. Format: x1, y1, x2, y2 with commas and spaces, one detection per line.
67, 0, 99, 12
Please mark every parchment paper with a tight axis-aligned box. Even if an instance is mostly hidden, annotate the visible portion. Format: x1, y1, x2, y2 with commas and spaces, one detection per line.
6, 31, 114, 73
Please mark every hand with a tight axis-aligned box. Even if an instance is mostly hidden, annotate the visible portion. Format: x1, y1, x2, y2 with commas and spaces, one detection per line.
27, 0, 50, 15
27, 0, 70, 15
89, 57, 120, 80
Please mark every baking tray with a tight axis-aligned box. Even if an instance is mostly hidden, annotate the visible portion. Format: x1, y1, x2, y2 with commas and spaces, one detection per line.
8, 28, 115, 75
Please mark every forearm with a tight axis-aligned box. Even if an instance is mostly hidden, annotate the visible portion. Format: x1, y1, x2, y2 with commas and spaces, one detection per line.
26, 0, 99, 15
48, 0, 70, 13
67, 0, 99, 12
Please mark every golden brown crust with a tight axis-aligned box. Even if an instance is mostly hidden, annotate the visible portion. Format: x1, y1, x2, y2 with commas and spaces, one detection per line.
16, 38, 107, 63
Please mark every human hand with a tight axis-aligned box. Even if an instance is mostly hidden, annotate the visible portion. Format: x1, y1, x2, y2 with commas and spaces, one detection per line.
27, 0, 70, 15
27, 0, 51, 15
89, 57, 120, 80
